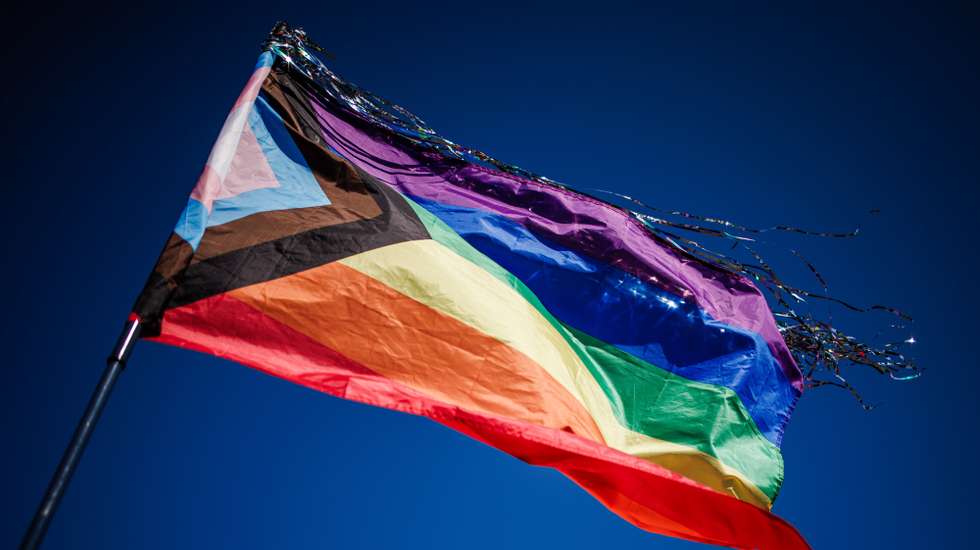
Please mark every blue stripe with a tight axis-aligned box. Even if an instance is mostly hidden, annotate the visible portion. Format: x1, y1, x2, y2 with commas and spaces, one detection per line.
205, 97, 331, 228
174, 198, 207, 250
255, 51, 275, 70
174, 93, 333, 251
407, 194, 795, 445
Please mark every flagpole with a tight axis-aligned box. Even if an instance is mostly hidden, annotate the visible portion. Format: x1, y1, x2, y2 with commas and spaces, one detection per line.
20, 318, 142, 550
19, 23, 291, 550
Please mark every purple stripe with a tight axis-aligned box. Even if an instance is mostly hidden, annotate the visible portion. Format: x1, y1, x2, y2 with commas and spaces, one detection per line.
309, 95, 803, 392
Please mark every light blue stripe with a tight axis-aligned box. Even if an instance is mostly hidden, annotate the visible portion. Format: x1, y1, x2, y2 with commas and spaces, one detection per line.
173, 93, 333, 251
174, 198, 207, 250
205, 97, 330, 228
255, 51, 275, 69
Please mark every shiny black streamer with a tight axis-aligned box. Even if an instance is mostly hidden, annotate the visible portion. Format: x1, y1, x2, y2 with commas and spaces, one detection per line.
263, 22, 921, 406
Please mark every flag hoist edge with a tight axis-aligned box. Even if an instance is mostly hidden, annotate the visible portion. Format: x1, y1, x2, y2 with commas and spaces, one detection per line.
133, 45, 809, 549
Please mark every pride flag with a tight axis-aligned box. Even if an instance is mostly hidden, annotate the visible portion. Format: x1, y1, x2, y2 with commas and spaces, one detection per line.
134, 44, 808, 548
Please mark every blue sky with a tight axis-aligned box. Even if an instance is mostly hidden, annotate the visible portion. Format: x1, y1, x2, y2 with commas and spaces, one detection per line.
4, 3, 978, 548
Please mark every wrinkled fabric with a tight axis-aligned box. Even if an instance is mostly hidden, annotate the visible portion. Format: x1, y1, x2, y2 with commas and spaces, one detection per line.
309, 93, 801, 446
132, 53, 809, 549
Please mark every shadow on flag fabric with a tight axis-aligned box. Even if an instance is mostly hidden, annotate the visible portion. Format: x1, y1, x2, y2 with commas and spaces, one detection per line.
133, 38, 810, 550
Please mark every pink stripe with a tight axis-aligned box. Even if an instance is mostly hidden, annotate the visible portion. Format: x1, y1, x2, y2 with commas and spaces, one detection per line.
190, 65, 278, 212
233, 65, 272, 111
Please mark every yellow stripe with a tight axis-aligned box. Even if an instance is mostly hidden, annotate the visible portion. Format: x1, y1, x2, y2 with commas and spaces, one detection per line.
340, 240, 771, 508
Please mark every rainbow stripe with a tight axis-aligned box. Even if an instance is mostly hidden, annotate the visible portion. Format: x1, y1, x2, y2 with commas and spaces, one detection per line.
133, 53, 808, 549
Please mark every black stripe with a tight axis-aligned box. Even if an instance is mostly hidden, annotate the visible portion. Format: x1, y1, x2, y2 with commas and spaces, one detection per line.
133, 65, 431, 336
169, 166, 428, 310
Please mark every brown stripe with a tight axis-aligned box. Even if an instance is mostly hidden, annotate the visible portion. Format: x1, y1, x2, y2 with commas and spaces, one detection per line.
192, 71, 384, 263
132, 232, 195, 335
229, 260, 605, 443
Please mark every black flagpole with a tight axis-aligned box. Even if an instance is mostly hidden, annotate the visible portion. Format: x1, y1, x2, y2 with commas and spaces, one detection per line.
20, 22, 292, 549
20, 318, 142, 550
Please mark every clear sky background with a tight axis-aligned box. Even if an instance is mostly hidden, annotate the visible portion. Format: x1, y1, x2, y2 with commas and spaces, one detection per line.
4, 2, 979, 548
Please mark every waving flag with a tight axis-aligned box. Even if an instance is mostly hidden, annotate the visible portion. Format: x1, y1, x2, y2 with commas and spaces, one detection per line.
134, 30, 809, 549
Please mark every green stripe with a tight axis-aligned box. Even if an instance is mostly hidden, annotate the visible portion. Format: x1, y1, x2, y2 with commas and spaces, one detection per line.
559, 324, 783, 499
406, 197, 783, 500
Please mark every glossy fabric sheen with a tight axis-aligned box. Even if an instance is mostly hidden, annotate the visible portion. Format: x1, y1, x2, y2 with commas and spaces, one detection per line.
406, 198, 782, 501
135, 55, 812, 548
310, 96, 799, 446
408, 194, 795, 445
151, 292, 807, 549
309, 95, 801, 394
346, 237, 779, 504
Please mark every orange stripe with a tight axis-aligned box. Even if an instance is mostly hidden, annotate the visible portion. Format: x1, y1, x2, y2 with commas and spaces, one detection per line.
153, 292, 808, 548
229, 261, 605, 443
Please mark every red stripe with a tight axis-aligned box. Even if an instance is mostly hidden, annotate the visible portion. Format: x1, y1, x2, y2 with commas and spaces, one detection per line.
150, 293, 809, 550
